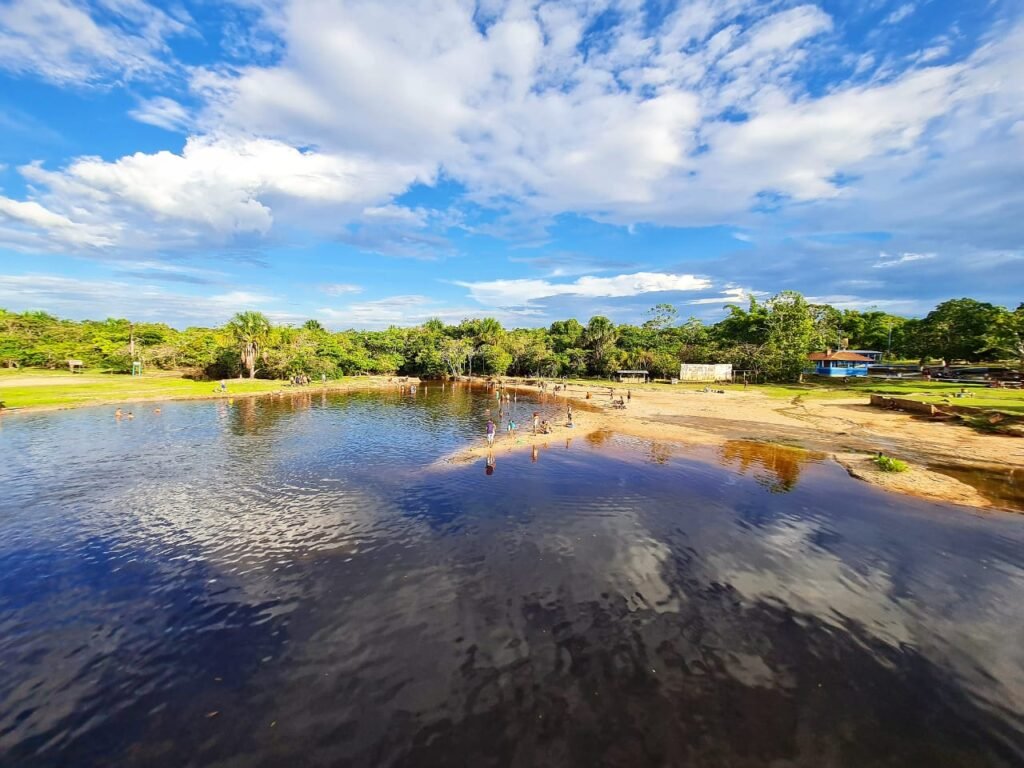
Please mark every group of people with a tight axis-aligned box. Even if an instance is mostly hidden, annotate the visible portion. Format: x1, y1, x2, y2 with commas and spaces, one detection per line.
485, 403, 571, 446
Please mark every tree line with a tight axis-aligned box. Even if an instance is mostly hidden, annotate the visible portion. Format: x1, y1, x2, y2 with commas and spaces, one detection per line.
1, 293, 1021, 382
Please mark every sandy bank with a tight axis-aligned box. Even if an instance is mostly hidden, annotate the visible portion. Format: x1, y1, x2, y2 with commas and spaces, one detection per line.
443, 379, 1023, 512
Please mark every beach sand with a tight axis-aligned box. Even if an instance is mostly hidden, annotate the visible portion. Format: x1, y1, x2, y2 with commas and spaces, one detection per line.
443, 380, 1022, 511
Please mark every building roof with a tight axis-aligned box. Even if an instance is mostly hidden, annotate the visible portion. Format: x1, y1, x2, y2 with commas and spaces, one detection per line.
808, 351, 873, 362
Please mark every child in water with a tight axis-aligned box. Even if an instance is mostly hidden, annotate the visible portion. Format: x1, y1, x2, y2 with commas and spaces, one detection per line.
486, 419, 496, 446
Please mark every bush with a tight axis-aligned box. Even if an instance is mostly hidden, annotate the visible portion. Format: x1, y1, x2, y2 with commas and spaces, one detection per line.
872, 453, 909, 473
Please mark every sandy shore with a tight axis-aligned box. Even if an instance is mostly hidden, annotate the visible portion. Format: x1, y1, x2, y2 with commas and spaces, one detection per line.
443, 380, 1022, 512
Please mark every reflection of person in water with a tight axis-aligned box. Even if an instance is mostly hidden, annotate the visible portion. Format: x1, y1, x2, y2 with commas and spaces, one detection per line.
485, 451, 496, 475
531, 445, 538, 463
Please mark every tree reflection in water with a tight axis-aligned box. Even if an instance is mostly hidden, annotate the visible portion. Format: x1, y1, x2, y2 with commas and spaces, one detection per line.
719, 441, 827, 493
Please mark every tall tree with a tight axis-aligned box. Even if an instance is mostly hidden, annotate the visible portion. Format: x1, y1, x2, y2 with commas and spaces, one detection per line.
763, 291, 817, 381
583, 316, 618, 374
227, 311, 271, 379
642, 303, 679, 331
988, 303, 1024, 371
917, 298, 1005, 364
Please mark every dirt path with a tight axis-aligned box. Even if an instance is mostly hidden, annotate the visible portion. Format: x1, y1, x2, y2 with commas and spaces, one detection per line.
444, 382, 1022, 512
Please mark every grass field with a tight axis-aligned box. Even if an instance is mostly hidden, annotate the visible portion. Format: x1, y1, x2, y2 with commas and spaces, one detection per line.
0, 368, 288, 410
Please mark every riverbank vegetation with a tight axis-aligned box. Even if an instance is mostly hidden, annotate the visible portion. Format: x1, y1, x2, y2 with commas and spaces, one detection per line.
1, 293, 1021, 383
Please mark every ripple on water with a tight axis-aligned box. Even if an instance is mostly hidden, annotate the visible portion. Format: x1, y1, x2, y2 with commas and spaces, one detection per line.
0, 388, 1023, 766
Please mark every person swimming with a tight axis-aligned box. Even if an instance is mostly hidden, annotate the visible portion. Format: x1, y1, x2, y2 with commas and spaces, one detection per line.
114, 408, 123, 419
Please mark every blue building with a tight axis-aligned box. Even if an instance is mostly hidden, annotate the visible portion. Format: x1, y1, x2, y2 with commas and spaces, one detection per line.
808, 351, 872, 377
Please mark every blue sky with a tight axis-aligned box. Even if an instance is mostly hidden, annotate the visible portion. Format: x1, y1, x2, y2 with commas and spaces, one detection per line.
0, 0, 1020, 329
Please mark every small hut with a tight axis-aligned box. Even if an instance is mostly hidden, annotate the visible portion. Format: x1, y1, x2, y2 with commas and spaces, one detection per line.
808, 350, 872, 377
67, 359, 84, 374
615, 370, 649, 384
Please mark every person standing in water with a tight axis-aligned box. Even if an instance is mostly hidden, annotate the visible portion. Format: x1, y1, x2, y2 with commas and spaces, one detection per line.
533, 412, 540, 434
486, 419, 496, 446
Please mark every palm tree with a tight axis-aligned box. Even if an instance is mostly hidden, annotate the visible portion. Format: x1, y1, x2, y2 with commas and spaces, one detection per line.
302, 319, 325, 333
583, 316, 618, 368
227, 311, 271, 379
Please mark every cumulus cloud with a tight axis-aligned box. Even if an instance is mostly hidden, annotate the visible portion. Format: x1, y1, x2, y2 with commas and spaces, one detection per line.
457, 272, 711, 306
1, 135, 432, 252
0, 0, 1020, 317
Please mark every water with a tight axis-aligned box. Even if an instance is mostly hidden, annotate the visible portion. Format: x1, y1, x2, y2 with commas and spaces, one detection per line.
1, 385, 1023, 767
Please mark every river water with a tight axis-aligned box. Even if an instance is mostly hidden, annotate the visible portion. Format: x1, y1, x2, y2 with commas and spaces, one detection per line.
1, 385, 1023, 767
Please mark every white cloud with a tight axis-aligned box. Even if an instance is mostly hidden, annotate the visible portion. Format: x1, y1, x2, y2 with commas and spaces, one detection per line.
0, 196, 112, 247
0, 274, 279, 324
316, 295, 541, 329
687, 286, 755, 305
129, 96, 192, 132
0, 0, 189, 85
873, 251, 936, 268
319, 283, 363, 296
457, 272, 712, 306
883, 3, 915, 25
0, 0, 1019, 290
2, 135, 432, 252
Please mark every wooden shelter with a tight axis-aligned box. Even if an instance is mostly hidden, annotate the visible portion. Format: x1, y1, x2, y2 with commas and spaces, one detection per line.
615, 370, 649, 383
67, 359, 84, 374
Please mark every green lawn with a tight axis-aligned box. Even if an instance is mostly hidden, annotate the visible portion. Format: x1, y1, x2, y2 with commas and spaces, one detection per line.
0, 368, 288, 410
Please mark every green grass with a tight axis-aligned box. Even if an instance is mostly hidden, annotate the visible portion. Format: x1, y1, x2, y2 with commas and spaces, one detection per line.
873, 454, 909, 472
0, 369, 290, 410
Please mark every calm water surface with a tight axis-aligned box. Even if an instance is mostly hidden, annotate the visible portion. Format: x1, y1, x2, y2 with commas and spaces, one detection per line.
1, 385, 1023, 767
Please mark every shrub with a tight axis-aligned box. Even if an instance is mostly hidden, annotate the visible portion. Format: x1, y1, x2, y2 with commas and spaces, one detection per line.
873, 453, 909, 473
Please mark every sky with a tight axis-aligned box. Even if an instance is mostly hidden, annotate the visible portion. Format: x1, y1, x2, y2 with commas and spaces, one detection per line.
0, 0, 1021, 330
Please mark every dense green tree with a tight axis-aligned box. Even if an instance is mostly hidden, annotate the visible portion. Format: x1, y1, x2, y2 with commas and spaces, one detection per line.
916, 298, 1006, 364
763, 291, 818, 381
988, 303, 1024, 371
0, 292, 1017, 383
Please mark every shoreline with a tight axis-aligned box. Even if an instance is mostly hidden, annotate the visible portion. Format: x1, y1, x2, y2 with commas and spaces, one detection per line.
3, 373, 1020, 512
442, 378, 1021, 513
0, 375, 409, 415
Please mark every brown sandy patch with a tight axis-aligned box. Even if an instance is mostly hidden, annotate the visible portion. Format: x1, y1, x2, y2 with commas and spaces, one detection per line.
441, 379, 1023, 512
